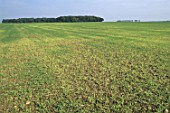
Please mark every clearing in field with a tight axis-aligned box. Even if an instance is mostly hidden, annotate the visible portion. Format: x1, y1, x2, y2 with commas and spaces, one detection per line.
0, 22, 170, 112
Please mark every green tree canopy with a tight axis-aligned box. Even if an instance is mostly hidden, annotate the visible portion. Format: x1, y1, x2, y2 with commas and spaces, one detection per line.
2, 16, 104, 23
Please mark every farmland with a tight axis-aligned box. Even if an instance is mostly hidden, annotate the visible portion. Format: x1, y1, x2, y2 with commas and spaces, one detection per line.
0, 22, 170, 112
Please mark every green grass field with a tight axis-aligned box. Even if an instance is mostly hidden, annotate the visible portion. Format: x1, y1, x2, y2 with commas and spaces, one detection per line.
0, 22, 170, 112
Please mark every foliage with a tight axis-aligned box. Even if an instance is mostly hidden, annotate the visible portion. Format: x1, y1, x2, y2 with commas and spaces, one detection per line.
0, 22, 170, 112
2, 16, 104, 23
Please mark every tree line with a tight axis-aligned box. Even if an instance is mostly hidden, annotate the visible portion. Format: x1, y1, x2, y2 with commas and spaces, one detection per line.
2, 16, 104, 23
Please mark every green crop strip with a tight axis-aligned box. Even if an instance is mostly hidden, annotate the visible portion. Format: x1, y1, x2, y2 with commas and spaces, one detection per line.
0, 22, 169, 113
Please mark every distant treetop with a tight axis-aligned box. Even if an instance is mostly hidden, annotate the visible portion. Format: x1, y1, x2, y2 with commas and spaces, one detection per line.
2, 16, 104, 23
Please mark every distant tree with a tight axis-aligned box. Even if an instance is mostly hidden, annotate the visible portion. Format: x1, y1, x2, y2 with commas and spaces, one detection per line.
2, 19, 6, 23
2, 16, 104, 23
56, 16, 104, 22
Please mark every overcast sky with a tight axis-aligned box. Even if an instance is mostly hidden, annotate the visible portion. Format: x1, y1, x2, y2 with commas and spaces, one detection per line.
0, 0, 170, 22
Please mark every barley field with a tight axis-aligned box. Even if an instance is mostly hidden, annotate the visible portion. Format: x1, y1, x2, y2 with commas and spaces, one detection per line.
0, 22, 170, 112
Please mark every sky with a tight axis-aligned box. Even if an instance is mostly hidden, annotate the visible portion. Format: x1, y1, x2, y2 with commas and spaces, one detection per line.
0, 0, 170, 22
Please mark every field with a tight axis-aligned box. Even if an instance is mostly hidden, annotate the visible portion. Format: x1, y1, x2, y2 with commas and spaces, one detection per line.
0, 22, 170, 112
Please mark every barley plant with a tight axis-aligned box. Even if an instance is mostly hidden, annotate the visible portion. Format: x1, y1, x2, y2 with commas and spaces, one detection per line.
0, 22, 170, 112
